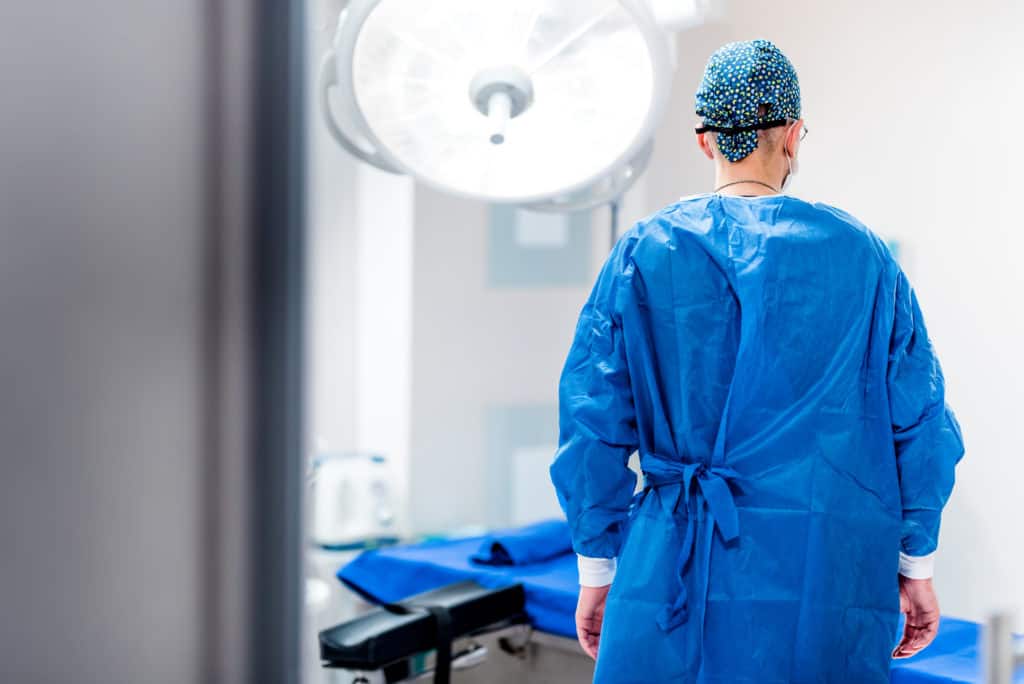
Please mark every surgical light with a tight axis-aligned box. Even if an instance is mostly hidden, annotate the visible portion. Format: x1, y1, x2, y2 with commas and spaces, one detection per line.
320, 0, 678, 210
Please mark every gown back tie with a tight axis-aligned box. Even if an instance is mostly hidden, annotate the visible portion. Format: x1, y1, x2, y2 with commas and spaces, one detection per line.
642, 456, 742, 633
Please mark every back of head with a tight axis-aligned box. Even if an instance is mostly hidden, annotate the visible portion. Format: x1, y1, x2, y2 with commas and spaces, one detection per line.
694, 39, 802, 164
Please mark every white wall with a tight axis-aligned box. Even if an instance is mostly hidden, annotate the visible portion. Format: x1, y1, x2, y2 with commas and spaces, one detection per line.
306, 0, 415, 529
306, 0, 360, 457
406, 183, 650, 534
651, 0, 1024, 626
406, 191, 574, 532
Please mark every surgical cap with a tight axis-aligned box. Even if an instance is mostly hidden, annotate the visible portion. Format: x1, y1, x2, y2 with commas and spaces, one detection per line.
694, 39, 801, 162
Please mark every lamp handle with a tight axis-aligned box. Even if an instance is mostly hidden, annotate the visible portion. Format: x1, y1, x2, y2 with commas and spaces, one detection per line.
318, 51, 400, 173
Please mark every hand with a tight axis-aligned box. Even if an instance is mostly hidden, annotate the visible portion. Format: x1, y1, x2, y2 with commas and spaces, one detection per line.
893, 575, 940, 659
575, 584, 610, 660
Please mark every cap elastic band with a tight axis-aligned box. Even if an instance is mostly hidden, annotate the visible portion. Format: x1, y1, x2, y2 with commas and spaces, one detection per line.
695, 119, 789, 135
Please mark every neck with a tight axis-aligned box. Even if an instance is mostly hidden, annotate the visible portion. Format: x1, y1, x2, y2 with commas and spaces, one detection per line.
713, 155, 787, 196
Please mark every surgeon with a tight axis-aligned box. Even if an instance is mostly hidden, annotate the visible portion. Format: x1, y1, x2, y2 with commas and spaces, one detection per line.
550, 39, 964, 683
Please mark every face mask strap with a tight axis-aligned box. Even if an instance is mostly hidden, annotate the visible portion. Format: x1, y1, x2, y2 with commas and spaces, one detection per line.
781, 120, 801, 190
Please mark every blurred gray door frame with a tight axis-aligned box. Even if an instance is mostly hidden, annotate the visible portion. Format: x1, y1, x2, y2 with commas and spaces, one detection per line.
0, 1, 306, 682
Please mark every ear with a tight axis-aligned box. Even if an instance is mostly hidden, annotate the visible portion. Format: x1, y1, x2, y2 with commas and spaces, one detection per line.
696, 132, 715, 160
785, 118, 804, 158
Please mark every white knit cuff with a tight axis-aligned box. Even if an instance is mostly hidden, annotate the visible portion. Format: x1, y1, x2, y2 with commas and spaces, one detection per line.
577, 555, 617, 587
899, 551, 935, 579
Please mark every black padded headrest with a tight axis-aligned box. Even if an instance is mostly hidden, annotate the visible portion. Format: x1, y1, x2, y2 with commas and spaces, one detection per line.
319, 580, 526, 671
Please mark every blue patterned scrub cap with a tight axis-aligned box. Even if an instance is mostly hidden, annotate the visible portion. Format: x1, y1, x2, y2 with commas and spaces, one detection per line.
694, 39, 802, 162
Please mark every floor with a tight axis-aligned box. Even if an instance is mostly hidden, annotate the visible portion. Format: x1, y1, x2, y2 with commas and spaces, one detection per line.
303, 547, 369, 684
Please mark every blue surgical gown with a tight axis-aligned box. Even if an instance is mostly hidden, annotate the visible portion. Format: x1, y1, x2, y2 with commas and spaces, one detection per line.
550, 194, 964, 683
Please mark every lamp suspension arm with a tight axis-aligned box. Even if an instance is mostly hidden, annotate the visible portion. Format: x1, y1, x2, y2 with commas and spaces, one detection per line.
609, 198, 621, 250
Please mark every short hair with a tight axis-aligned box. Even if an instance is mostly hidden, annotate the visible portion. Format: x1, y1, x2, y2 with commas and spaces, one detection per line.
755, 103, 785, 153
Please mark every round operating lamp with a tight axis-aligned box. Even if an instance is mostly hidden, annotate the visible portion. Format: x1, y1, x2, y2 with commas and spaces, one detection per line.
320, 0, 674, 210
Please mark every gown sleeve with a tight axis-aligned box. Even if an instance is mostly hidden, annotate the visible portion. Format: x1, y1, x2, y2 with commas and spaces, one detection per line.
887, 269, 965, 558
549, 237, 639, 560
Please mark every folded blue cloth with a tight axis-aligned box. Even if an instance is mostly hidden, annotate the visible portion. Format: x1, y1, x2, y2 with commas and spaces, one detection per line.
469, 519, 572, 566
339, 532, 579, 638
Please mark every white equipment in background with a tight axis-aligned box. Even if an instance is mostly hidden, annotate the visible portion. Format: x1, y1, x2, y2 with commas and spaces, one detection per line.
310, 452, 398, 549
983, 611, 1024, 684
319, 0, 712, 212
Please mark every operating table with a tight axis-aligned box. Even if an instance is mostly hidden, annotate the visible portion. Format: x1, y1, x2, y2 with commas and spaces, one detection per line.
318, 524, 1023, 683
